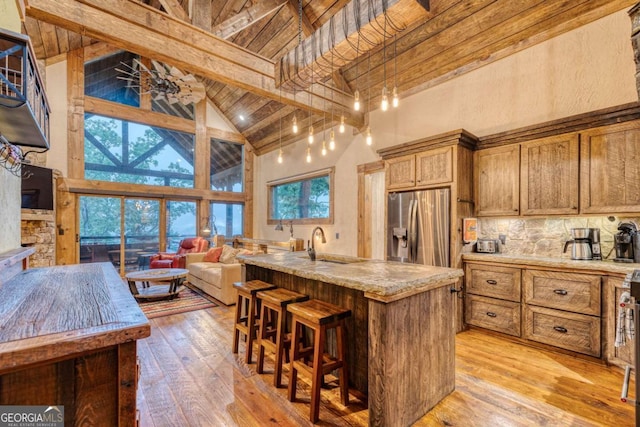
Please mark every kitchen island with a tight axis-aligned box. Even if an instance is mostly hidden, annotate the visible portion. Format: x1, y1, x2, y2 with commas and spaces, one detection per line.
239, 251, 464, 427
0, 262, 150, 426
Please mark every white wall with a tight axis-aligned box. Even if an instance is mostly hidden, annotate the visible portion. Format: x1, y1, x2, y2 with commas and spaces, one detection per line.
46, 60, 68, 175
253, 9, 638, 256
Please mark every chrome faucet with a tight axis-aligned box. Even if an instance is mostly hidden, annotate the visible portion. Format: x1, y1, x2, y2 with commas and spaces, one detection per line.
308, 226, 327, 261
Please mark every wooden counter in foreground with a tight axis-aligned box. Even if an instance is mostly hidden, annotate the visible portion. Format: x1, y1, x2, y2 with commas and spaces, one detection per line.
239, 251, 464, 427
0, 262, 150, 426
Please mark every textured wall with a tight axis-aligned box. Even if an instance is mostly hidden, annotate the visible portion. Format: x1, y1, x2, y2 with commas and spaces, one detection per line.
478, 216, 640, 260
0, 168, 21, 253
254, 9, 638, 256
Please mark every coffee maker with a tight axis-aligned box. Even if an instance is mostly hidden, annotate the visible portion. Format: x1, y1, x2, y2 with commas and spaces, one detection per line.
563, 228, 593, 260
614, 222, 638, 263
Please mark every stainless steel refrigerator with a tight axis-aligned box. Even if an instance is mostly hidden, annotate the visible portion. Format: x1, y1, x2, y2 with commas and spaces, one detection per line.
387, 188, 450, 266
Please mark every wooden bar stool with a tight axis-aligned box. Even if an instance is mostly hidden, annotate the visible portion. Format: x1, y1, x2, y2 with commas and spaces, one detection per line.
287, 299, 351, 423
232, 280, 276, 364
256, 288, 309, 387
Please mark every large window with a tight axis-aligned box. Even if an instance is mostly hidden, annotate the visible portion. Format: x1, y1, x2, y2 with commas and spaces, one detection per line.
210, 202, 244, 238
210, 138, 244, 192
85, 51, 140, 107
84, 114, 195, 187
268, 168, 333, 225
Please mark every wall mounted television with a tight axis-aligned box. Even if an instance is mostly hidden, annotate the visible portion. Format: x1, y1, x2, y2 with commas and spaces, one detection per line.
21, 164, 53, 210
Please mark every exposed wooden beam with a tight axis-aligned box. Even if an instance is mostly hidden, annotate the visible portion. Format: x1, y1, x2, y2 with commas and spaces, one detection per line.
191, 0, 211, 31
207, 127, 248, 145
277, 0, 430, 90
24, 0, 364, 127
158, 0, 189, 22
213, 0, 286, 40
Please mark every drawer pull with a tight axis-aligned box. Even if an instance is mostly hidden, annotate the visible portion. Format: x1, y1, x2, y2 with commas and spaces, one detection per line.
553, 289, 568, 296
486, 312, 497, 318
553, 326, 568, 333
486, 279, 498, 285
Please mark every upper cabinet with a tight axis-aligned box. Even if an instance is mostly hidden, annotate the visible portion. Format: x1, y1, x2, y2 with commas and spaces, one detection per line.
386, 154, 416, 190
580, 121, 640, 214
520, 133, 579, 215
474, 145, 520, 216
385, 146, 454, 190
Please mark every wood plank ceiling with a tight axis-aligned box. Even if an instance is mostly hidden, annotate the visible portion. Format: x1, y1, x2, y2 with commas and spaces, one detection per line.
21, 0, 635, 156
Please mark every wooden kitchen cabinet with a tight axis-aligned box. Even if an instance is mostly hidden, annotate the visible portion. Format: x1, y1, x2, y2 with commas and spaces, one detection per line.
523, 269, 601, 357
385, 146, 453, 190
474, 145, 520, 216
580, 120, 640, 214
520, 133, 579, 215
386, 154, 415, 190
465, 262, 522, 336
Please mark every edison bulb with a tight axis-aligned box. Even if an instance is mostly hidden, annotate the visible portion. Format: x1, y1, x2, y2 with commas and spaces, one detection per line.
321, 141, 327, 156
381, 86, 389, 111
329, 129, 336, 151
306, 147, 311, 163
365, 127, 372, 146
339, 115, 345, 133
277, 149, 283, 164
353, 90, 360, 111
307, 126, 314, 144
392, 86, 399, 108
292, 115, 298, 134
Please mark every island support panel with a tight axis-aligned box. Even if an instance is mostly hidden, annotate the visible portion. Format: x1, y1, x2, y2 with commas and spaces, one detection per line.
368, 284, 455, 427
0, 341, 138, 426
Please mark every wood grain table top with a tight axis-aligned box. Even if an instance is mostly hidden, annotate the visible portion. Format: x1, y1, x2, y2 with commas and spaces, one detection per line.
0, 262, 150, 373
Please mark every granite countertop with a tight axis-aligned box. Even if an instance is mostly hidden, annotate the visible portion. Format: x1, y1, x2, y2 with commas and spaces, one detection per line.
462, 253, 640, 276
237, 251, 464, 300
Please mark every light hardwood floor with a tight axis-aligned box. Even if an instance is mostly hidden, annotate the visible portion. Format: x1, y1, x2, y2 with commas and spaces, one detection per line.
137, 304, 634, 426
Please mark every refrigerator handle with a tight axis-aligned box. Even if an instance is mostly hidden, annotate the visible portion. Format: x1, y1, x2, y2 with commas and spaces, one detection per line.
409, 198, 418, 263
407, 199, 414, 262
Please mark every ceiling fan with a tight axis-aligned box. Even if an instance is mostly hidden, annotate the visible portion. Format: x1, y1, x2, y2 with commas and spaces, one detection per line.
116, 59, 206, 105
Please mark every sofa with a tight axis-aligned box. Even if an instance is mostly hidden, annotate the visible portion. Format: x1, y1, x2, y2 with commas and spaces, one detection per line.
185, 245, 245, 305
150, 236, 209, 269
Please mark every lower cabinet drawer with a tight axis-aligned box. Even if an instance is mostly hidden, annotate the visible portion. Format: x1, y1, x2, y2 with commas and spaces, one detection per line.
524, 305, 601, 357
466, 294, 521, 337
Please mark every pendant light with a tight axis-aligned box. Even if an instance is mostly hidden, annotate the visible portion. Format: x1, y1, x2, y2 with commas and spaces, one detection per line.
306, 146, 312, 163
308, 124, 314, 144
392, 34, 399, 108
366, 52, 373, 146
322, 140, 327, 156
329, 129, 336, 151
277, 87, 284, 164
353, 32, 361, 111
291, 0, 302, 133
339, 115, 345, 133
380, 15, 388, 112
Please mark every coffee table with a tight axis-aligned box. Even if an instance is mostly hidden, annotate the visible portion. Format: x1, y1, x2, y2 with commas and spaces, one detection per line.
125, 268, 189, 301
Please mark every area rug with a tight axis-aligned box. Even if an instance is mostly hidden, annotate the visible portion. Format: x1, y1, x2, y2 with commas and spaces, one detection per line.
139, 285, 218, 319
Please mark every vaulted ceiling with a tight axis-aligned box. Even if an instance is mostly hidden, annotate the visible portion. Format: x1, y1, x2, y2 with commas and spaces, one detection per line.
21, 0, 634, 155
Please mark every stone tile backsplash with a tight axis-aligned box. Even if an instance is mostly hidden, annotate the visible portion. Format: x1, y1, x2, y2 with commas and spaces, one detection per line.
478, 216, 640, 260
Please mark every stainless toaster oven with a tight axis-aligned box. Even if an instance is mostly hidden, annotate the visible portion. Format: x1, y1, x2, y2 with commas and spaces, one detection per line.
477, 239, 500, 253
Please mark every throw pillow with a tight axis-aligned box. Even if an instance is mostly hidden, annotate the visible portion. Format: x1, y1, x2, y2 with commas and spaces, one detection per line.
202, 246, 223, 263
219, 245, 242, 264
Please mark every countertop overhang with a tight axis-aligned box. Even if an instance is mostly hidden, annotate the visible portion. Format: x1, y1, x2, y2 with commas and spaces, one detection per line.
463, 253, 640, 276
238, 251, 463, 302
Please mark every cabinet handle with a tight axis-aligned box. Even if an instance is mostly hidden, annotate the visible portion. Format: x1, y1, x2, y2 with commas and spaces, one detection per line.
486, 279, 498, 285
553, 326, 568, 333
486, 312, 497, 318
553, 289, 568, 296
